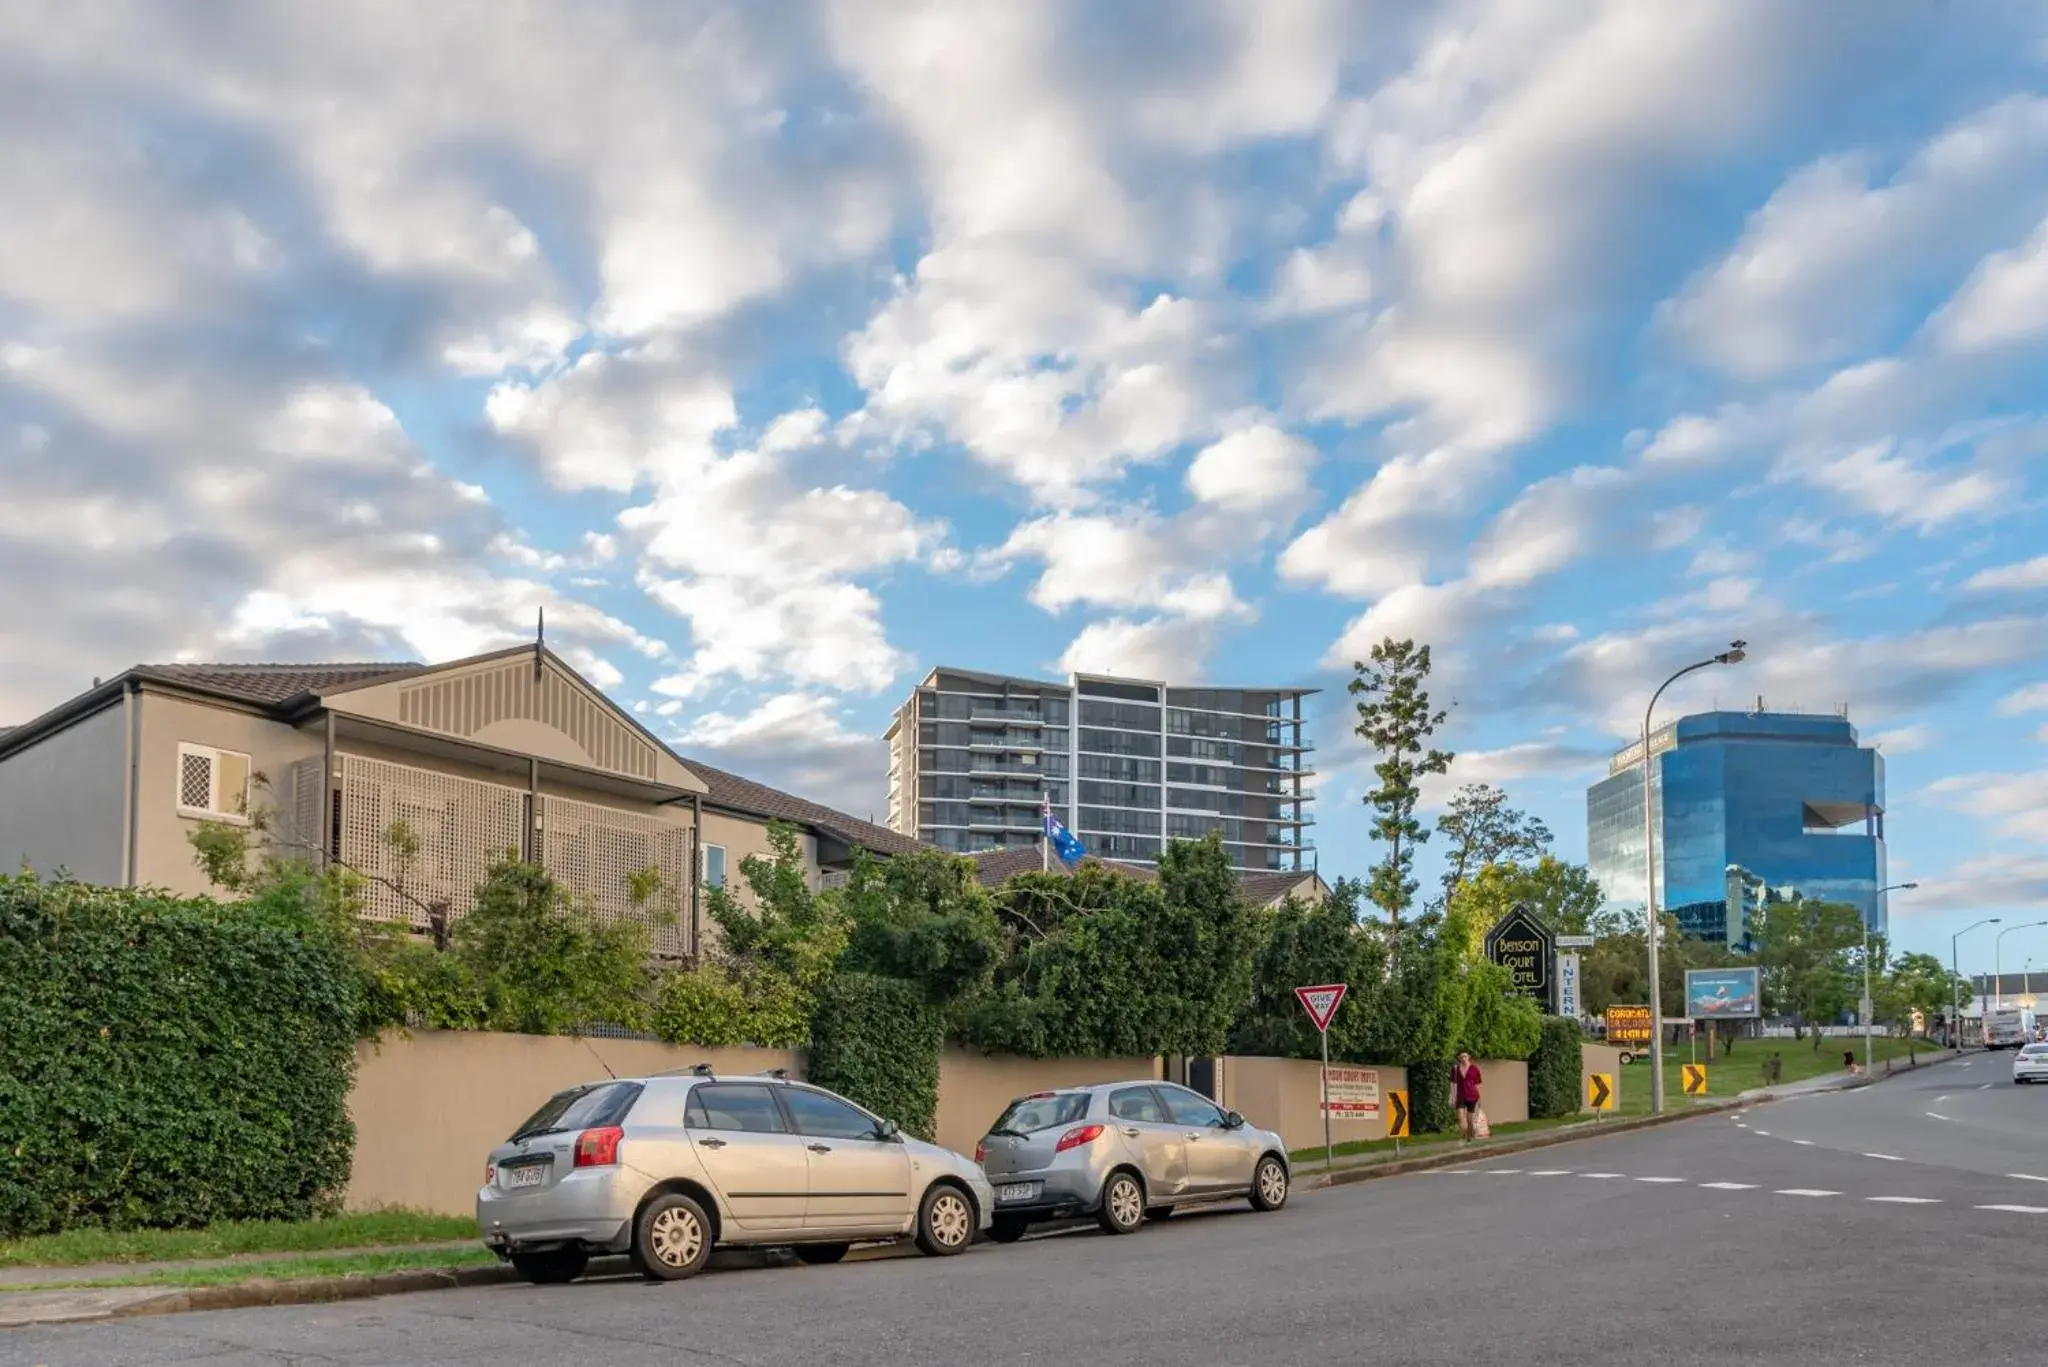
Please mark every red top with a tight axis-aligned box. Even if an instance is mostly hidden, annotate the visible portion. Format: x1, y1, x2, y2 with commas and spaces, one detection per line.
1455, 1064, 1482, 1104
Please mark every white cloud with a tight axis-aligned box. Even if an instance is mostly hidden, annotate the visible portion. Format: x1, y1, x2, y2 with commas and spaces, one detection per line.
1930, 214, 2048, 353
1926, 771, 2048, 842
1910, 852, 2048, 913
1660, 96, 2048, 379
981, 512, 1251, 623
672, 692, 888, 820
1801, 440, 2011, 530
1968, 556, 2048, 592
1056, 616, 1227, 683
487, 345, 737, 494
1997, 683, 2048, 715
1868, 725, 1936, 755
1185, 423, 1320, 513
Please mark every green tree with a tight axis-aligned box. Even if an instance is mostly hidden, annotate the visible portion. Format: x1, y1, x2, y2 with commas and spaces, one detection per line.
1754, 897, 1866, 1049
1348, 638, 1453, 927
1448, 856, 1603, 937
453, 855, 652, 1035
1879, 951, 1970, 1058
1435, 784, 1551, 899
1231, 880, 1389, 1060
834, 845, 1003, 1006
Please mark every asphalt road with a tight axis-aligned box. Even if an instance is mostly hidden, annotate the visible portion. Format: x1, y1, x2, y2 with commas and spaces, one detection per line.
7, 1056, 2044, 1367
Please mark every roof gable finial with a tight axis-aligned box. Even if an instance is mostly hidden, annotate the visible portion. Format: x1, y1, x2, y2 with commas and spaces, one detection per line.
535, 606, 545, 682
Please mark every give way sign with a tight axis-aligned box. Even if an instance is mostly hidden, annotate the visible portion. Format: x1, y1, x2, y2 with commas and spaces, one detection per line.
1294, 983, 1348, 1033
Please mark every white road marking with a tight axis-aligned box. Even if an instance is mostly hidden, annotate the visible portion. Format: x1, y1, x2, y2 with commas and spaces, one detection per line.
1925, 1112, 1953, 1122
1485, 1169, 1524, 1175
1527, 1170, 1571, 1177
1735, 1123, 1749, 1129
1790, 1139, 1816, 1146
1976, 1205, 2048, 1214
1699, 1182, 1757, 1190
1754, 1129, 1771, 1136
1775, 1189, 1840, 1197
1863, 1153, 1904, 1162
1868, 1197, 1940, 1204
1936, 1094, 1950, 1103
1579, 1172, 1624, 1179
2009, 1174, 2048, 1184
1634, 1177, 1687, 1183
1979, 1083, 1993, 1091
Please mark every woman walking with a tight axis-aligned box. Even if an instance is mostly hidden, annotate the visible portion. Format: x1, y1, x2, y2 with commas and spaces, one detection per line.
1454, 1051, 1483, 1142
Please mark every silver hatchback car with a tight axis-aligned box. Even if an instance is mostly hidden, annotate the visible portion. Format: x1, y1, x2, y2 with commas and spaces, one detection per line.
976, 1080, 1289, 1241
477, 1069, 994, 1283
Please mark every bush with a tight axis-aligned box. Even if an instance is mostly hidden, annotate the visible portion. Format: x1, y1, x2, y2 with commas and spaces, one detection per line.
1458, 961, 1544, 1060
1528, 1015, 1585, 1119
0, 875, 359, 1236
806, 972, 943, 1140
1406, 1056, 1455, 1136
651, 963, 811, 1048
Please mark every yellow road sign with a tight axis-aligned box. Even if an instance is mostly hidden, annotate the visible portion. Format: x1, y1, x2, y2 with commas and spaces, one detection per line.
1587, 1072, 1615, 1111
1682, 1063, 1708, 1096
1386, 1089, 1410, 1138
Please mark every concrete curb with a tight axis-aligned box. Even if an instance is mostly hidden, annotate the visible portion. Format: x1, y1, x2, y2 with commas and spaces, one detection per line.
0, 1263, 517, 1330
1296, 1100, 1741, 1191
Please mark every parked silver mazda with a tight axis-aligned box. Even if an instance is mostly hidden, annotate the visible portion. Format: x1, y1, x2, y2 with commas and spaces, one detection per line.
477, 1069, 993, 1283
975, 1080, 1289, 1242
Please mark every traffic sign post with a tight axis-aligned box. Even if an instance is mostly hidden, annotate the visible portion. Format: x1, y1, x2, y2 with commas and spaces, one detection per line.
1294, 984, 1349, 1171
1587, 1072, 1615, 1114
1682, 1063, 1708, 1096
1387, 1090, 1410, 1143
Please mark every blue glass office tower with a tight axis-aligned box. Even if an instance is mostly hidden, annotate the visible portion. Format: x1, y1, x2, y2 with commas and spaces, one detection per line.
1586, 712, 1887, 949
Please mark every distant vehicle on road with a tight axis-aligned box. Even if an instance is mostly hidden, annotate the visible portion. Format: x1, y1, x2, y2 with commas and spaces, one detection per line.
2014, 1042, 2048, 1085
975, 1081, 1290, 1243
477, 1071, 992, 1285
1985, 1007, 2035, 1050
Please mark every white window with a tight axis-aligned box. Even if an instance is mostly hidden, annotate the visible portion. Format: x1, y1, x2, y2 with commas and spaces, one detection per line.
702, 843, 726, 890
176, 743, 252, 822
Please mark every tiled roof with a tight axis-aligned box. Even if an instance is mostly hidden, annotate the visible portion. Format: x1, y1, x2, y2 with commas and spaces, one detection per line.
678, 755, 924, 858
968, 847, 1324, 906
134, 662, 422, 706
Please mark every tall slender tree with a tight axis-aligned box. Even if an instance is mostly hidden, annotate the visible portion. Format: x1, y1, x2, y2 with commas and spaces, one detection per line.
1435, 782, 1552, 898
1348, 638, 1453, 928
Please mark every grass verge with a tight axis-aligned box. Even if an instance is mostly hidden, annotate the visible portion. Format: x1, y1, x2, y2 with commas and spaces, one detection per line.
1288, 1114, 1580, 1166
1610, 1034, 1941, 1116
0, 1246, 498, 1294
0, 1210, 476, 1269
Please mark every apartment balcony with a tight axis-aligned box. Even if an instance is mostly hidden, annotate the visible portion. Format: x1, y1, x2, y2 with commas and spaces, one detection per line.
969, 708, 1047, 726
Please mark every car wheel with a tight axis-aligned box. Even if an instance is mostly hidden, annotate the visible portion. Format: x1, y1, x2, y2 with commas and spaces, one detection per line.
915, 1183, 975, 1257
1096, 1170, 1145, 1235
509, 1248, 588, 1285
631, 1192, 714, 1281
794, 1243, 850, 1265
988, 1215, 1030, 1244
1250, 1155, 1289, 1212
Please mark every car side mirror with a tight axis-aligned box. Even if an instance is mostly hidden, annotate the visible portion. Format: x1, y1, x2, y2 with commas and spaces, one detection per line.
1223, 1110, 1246, 1130
875, 1119, 901, 1142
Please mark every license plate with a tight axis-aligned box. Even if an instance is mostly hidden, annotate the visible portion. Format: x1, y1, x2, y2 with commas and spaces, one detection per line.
997, 1182, 1039, 1204
506, 1164, 547, 1189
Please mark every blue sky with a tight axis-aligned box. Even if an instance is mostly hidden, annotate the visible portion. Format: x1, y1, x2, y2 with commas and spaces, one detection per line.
2, 1, 2045, 973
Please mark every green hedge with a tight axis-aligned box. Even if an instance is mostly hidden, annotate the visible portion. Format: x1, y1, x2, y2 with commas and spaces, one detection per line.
0, 877, 360, 1236
1406, 1056, 1455, 1135
1527, 1016, 1584, 1119
806, 972, 943, 1140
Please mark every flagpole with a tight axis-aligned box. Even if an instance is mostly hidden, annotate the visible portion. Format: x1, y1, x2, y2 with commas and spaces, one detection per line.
1042, 790, 1050, 873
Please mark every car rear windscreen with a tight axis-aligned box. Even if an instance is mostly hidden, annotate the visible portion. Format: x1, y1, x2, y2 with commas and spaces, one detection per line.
991, 1093, 1090, 1134
510, 1081, 644, 1140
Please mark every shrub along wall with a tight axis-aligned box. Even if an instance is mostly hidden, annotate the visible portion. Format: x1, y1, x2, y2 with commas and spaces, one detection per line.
0, 876, 360, 1236
1527, 1016, 1584, 1119
805, 972, 945, 1140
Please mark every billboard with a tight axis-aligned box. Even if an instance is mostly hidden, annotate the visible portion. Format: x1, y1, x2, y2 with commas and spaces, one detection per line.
1605, 1004, 1653, 1046
1685, 967, 1761, 1020
1320, 1066, 1381, 1117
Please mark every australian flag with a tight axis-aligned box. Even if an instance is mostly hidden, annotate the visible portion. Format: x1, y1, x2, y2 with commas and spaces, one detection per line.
1042, 794, 1088, 866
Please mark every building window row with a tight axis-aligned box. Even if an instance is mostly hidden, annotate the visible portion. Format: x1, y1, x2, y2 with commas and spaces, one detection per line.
1077, 753, 1161, 785
1079, 727, 1160, 759
1077, 779, 1159, 809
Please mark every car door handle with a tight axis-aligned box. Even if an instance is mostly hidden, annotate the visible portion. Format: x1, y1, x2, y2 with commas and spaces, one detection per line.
1186, 1133, 1203, 1141
807, 1143, 832, 1154
697, 1138, 726, 1150
1120, 1127, 1142, 1138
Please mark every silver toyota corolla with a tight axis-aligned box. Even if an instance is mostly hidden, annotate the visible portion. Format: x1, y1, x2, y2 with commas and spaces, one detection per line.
476, 1069, 994, 1283
975, 1080, 1290, 1241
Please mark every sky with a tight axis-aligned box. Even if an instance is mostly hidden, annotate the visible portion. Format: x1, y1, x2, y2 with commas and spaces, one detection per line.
2, 1, 2045, 974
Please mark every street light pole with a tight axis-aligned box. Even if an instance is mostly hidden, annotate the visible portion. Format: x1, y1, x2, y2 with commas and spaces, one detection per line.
1953, 918, 2001, 1049
1641, 640, 1747, 1115
1994, 920, 2048, 1022
1866, 882, 1918, 1075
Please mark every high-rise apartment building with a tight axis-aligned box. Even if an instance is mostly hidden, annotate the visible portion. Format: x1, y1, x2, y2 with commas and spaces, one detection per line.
884, 667, 1315, 871
1586, 710, 1888, 946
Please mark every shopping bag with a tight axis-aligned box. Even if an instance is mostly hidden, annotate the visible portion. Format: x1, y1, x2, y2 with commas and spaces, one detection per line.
1472, 1107, 1491, 1139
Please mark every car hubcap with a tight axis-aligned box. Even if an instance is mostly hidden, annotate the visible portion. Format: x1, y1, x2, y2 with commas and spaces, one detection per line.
1260, 1163, 1287, 1205
651, 1207, 704, 1267
930, 1192, 971, 1247
1111, 1178, 1142, 1227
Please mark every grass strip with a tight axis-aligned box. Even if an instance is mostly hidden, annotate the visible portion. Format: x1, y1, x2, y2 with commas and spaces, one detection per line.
0, 1210, 476, 1269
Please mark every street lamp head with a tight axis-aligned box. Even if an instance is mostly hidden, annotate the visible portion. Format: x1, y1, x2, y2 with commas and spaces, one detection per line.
1900, 882, 1919, 890
1715, 639, 1748, 665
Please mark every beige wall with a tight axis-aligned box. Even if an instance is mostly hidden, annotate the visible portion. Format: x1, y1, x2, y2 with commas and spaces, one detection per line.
1582, 1042, 1624, 1114
347, 1031, 803, 1214
0, 700, 129, 885
933, 1049, 1159, 1156
137, 693, 321, 896
1217, 1056, 1411, 1151
1471, 1059, 1528, 1125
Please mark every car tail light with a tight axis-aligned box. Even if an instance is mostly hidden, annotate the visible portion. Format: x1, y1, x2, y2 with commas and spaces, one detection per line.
1054, 1123, 1105, 1153
574, 1126, 624, 1168
974, 1141, 986, 1165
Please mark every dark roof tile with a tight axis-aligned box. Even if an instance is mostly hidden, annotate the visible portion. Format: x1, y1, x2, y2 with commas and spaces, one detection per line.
135, 662, 422, 706
678, 755, 923, 858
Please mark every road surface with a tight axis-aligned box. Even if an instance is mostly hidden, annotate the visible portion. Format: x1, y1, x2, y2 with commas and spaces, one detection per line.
6, 1055, 2042, 1367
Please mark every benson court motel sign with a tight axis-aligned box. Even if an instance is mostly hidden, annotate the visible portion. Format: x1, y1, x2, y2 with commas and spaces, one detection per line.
1484, 905, 1555, 1000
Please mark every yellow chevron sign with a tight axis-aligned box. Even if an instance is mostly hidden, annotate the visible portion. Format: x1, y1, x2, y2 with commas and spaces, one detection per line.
1587, 1072, 1615, 1111
1683, 1063, 1709, 1096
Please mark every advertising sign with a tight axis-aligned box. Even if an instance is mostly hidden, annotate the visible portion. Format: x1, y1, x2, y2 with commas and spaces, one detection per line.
1685, 967, 1761, 1020
1320, 1066, 1381, 1118
1605, 1004, 1653, 1046
1555, 952, 1581, 1019
1484, 904, 1556, 999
